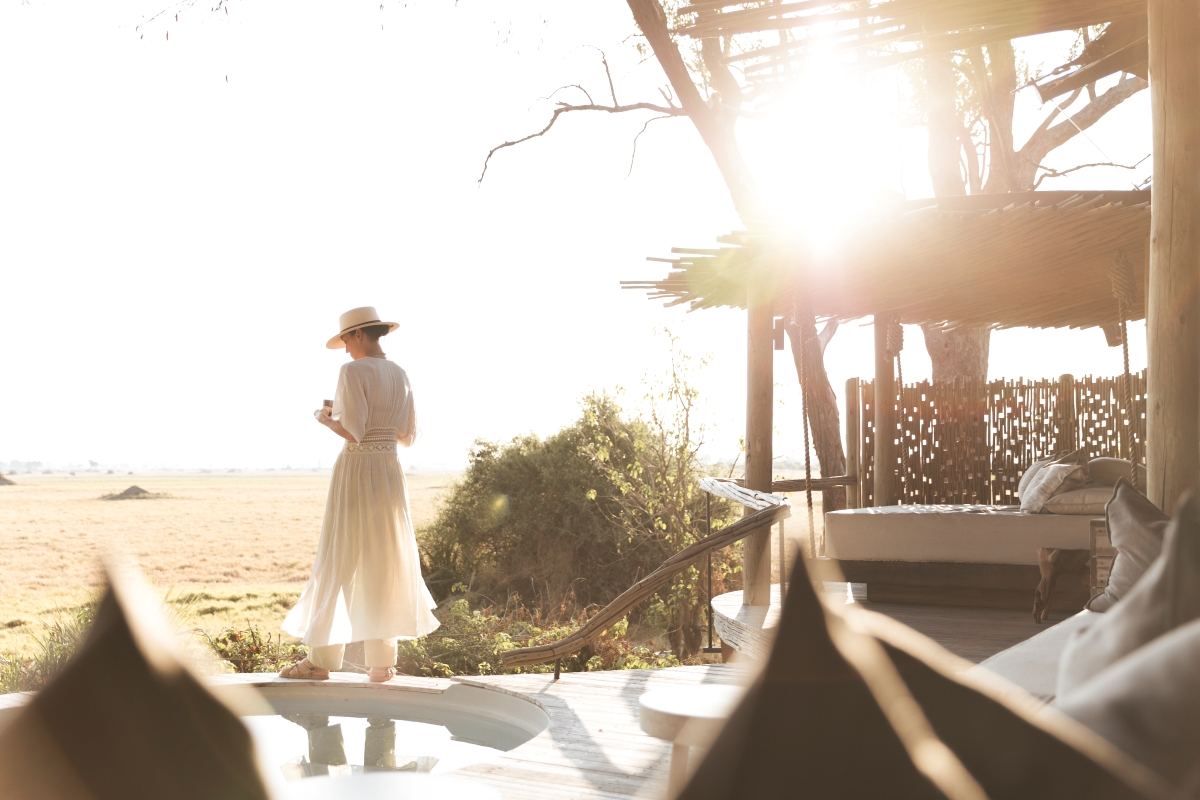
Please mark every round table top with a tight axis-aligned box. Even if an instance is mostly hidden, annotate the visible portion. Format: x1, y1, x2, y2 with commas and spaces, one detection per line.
638, 684, 746, 747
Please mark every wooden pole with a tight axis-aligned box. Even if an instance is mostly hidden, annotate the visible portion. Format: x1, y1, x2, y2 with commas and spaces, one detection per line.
873, 317, 898, 506
1147, 0, 1200, 511
845, 378, 861, 509
1059, 374, 1077, 453
744, 290, 774, 606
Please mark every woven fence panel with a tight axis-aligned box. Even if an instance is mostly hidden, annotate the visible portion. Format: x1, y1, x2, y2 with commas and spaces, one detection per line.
857, 371, 1146, 506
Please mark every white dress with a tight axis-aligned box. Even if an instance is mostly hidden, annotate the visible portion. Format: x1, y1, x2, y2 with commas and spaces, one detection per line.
283, 357, 440, 647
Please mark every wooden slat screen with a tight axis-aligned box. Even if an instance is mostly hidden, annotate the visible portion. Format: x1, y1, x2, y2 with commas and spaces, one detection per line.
855, 371, 1146, 506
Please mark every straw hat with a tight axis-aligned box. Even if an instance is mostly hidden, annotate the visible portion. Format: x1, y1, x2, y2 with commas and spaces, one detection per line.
326, 306, 399, 349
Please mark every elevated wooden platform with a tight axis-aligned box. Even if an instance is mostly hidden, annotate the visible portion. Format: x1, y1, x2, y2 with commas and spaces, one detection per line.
713, 582, 1074, 663
458, 664, 752, 799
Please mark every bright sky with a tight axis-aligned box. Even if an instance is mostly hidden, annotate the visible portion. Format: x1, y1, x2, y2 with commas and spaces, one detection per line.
0, 1, 1151, 472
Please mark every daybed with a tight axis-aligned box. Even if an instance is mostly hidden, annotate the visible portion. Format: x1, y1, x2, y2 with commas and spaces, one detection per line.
825, 457, 1144, 610
825, 505, 1097, 609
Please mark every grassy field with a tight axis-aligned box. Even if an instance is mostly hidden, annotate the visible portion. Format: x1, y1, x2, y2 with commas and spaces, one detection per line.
0, 468, 822, 659
0, 471, 458, 657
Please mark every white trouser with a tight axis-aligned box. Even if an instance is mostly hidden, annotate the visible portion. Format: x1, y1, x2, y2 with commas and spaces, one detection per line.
308, 638, 397, 670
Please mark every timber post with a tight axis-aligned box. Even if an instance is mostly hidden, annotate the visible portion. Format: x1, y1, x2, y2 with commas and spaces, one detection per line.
743, 285, 774, 606
1147, 0, 1200, 511
845, 378, 861, 508
1058, 374, 1077, 452
873, 316, 899, 507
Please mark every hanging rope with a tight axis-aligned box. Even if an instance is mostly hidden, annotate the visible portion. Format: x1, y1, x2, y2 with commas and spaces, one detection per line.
1110, 251, 1138, 490
792, 291, 818, 561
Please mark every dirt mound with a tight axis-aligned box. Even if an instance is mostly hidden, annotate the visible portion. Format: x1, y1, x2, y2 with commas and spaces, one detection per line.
103, 485, 160, 500
0, 475, 14, 486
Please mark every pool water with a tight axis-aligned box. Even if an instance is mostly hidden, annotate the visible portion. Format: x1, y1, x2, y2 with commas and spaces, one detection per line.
246, 713, 503, 781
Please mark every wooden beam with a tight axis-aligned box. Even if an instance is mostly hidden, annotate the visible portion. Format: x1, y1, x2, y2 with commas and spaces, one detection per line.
744, 288, 774, 606
873, 316, 899, 506
1146, 0, 1200, 511
845, 378, 861, 508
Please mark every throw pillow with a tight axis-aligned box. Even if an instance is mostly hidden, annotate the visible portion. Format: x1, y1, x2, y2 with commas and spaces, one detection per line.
1058, 491, 1200, 695
1043, 486, 1116, 516
1087, 480, 1169, 612
0, 564, 272, 800
1021, 463, 1088, 513
1088, 458, 1148, 490
1056, 616, 1200, 793
679, 559, 1170, 800
1018, 458, 1053, 499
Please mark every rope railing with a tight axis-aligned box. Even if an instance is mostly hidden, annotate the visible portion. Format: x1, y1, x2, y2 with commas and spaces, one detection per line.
499, 479, 790, 672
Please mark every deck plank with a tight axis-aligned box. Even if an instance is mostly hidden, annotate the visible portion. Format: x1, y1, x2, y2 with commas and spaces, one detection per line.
712, 582, 1071, 663
456, 664, 754, 799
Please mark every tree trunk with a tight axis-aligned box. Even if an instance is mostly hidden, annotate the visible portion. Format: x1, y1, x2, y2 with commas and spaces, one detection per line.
921, 326, 991, 382
784, 311, 847, 512
626, 0, 848, 523
922, 50, 992, 382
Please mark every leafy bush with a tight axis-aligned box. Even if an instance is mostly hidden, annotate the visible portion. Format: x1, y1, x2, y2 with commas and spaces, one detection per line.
419, 395, 668, 611
395, 595, 679, 677
203, 625, 307, 673
0, 602, 97, 693
419, 337, 742, 660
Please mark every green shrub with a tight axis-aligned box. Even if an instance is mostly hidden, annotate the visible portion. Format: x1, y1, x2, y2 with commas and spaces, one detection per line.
419, 395, 668, 611
419, 338, 742, 660
203, 625, 307, 673
395, 596, 679, 677
0, 602, 97, 693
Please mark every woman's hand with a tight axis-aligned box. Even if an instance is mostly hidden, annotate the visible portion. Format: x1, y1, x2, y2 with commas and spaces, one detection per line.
314, 406, 357, 443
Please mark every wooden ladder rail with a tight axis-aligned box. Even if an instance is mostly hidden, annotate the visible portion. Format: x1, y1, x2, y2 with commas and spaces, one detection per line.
733, 475, 858, 493
500, 478, 790, 670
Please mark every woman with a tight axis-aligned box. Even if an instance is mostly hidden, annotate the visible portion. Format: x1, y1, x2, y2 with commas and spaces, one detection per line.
280, 306, 440, 682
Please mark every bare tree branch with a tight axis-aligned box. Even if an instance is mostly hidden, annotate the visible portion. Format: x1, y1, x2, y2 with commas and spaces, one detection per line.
479, 101, 686, 184
1016, 74, 1147, 186
626, 114, 673, 178
816, 318, 839, 354
537, 84, 595, 106
1032, 153, 1150, 189
582, 45, 620, 106
1027, 87, 1082, 143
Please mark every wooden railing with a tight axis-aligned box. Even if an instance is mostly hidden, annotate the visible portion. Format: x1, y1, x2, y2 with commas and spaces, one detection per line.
734, 475, 858, 493
499, 478, 790, 671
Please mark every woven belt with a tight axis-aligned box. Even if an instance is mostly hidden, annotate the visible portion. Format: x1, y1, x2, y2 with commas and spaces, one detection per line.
344, 429, 398, 454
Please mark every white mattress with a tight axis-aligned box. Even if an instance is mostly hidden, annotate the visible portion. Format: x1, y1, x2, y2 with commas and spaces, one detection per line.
973, 611, 1095, 701
824, 505, 1096, 566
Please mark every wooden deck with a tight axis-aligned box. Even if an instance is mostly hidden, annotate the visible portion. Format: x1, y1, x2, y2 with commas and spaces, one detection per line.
453, 587, 1071, 798
457, 664, 752, 799
714, 582, 1073, 664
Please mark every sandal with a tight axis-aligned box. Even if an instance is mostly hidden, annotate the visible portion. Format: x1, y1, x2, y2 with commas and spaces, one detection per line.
368, 666, 396, 683
278, 658, 330, 680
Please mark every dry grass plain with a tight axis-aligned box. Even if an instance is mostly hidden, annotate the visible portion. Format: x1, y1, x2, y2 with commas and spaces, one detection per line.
0, 471, 458, 657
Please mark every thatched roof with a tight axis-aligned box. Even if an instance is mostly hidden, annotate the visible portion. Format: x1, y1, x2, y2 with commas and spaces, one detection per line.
679, 0, 1144, 93
623, 191, 1149, 331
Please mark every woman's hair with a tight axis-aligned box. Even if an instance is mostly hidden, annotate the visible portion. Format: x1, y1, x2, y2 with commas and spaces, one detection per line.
358, 324, 391, 342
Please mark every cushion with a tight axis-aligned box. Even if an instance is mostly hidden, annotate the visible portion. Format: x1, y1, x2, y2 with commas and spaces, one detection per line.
1088, 458, 1148, 489
1021, 463, 1088, 513
678, 559, 1169, 800
1087, 480, 1170, 612
1056, 616, 1200, 792
1043, 486, 1115, 516
1018, 458, 1053, 499
1057, 491, 1200, 695
974, 611, 1096, 701
0, 563, 272, 800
